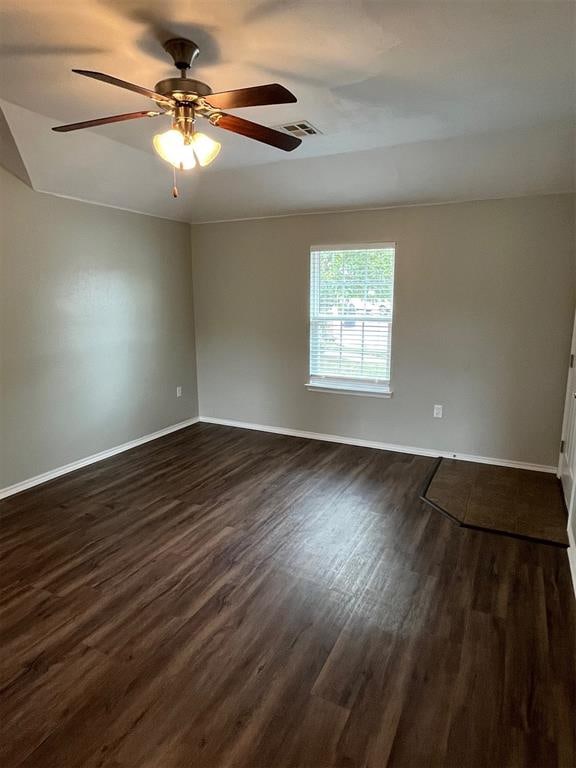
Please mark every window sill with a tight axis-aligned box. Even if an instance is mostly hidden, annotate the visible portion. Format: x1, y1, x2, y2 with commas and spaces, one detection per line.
305, 382, 393, 399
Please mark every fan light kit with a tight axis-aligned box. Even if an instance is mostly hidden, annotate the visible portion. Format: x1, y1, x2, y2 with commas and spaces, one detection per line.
153, 129, 220, 169
52, 38, 301, 196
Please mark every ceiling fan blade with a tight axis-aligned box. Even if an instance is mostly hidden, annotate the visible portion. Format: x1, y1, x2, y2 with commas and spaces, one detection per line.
52, 110, 162, 132
206, 83, 297, 109
211, 113, 301, 151
72, 70, 175, 107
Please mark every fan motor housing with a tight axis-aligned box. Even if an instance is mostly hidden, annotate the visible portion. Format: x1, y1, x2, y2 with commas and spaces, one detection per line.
163, 38, 200, 71
154, 77, 212, 102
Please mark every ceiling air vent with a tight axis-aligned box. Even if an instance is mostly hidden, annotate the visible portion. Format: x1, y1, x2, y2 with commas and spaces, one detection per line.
276, 120, 322, 138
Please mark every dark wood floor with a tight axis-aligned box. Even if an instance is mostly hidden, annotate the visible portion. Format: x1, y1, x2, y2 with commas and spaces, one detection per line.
1, 423, 575, 768
425, 458, 569, 546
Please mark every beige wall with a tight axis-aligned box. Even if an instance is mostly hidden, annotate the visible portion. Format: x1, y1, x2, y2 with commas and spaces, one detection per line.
191, 194, 575, 468
2, 177, 573, 487
0, 166, 198, 489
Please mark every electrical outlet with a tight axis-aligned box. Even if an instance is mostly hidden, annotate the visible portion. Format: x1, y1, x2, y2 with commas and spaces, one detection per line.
176, 386, 182, 398
433, 404, 443, 418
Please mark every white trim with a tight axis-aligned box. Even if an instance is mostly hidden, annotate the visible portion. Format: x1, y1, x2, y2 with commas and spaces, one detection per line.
198, 416, 557, 473
1, 414, 559, 503
308, 244, 396, 393
557, 308, 576, 479
0, 417, 200, 500
305, 383, 393, 398
311, 242, 396, 252
568, 524, 576, 600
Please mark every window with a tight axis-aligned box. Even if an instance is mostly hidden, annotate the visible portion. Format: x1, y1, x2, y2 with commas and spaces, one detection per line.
308, 243, 395, 396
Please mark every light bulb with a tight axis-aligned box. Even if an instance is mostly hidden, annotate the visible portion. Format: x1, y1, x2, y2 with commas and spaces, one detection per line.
153, 129, 196, 170
153, 128, 221, 170
190, 132, 221, 167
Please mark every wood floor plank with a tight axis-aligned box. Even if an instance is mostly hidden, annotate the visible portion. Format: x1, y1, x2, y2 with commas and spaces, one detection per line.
1, 423, 574, 767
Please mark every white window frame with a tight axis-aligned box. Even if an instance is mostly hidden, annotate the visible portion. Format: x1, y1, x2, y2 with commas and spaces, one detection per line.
306, 242, 396, 398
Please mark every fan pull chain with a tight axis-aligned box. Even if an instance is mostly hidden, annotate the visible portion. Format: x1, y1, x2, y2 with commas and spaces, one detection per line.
172, 166, 179, 198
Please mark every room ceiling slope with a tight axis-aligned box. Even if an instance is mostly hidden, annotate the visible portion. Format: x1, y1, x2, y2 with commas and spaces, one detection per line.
0, 0, 574, 220
0, 106, 31, 186
0, 99, 197, 221
1, 0, 574, 163
173, 120, 576, 222
2, 98, 574, 222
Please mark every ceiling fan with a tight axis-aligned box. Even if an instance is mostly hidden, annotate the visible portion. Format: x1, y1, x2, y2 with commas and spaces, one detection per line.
52, 37, 301, 175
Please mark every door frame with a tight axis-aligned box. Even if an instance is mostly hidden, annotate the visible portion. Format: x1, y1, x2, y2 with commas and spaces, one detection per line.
557, 309, 576, 485
558, 308, 576, 596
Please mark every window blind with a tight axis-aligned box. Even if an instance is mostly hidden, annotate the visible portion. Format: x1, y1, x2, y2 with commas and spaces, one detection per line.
309, 244, 395, 393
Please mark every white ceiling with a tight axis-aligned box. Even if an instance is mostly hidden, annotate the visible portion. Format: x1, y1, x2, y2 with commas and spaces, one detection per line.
0, 0, 574, 221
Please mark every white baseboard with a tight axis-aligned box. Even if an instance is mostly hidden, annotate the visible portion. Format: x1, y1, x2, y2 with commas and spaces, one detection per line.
199, 416, 557, 474
0, 417, 200, 500
568, 525, 576, 600
1, 413, 558, 502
